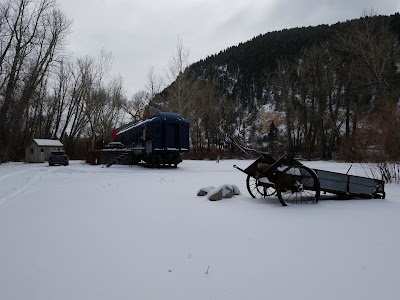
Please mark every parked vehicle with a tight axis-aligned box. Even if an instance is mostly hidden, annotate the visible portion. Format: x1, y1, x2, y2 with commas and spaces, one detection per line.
49, 151, 69, 166
104, 142, 124, 149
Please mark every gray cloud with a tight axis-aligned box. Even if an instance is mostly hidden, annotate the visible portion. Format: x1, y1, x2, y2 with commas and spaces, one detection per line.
59, 0, 399, 96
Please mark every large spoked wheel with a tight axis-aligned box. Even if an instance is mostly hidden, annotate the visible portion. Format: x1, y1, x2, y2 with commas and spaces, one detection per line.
276, 165, 320, 206
246, 175, 276, 198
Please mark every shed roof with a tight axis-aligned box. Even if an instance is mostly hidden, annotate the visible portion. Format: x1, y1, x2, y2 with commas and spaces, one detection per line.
33, 139, 63, 147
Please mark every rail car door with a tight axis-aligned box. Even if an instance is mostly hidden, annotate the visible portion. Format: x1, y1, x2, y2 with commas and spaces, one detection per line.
165, 122, 179, 150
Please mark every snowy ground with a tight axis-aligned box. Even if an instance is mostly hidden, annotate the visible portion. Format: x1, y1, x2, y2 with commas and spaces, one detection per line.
0, 159, 399, 300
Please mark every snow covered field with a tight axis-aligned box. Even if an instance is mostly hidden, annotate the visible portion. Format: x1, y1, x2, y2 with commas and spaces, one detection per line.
1, 159, 399, 300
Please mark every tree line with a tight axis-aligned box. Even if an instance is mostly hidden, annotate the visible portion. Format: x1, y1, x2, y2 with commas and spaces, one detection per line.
267, 15, 400, 161
0, 1, 196, 162
1, 2, 399, 163
0, 0, 126, 161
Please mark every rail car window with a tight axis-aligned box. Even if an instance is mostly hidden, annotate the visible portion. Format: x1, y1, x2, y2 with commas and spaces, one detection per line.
139, 130, 143, 140
132, 128, 145, 142
133, 132, 139, 142
153, 125, 161, 137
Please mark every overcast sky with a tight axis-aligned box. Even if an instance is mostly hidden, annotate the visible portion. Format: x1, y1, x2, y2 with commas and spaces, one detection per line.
58, 0, 399, 97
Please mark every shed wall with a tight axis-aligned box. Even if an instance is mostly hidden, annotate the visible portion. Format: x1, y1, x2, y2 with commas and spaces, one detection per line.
25, 142, 63, 163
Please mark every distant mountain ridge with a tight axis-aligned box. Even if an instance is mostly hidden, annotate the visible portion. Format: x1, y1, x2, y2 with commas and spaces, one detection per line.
187, 13, 400, 107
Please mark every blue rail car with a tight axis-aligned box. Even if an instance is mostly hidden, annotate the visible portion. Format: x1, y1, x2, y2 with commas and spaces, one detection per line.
116, 112, 190, 167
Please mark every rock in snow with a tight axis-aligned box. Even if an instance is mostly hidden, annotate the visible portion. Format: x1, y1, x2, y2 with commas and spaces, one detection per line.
231, 184, 241, 195
197, 186, 215, 196
197, 184, 240, 201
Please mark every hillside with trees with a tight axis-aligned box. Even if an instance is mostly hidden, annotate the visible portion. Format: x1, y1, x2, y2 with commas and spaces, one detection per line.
150, 12, 400, 161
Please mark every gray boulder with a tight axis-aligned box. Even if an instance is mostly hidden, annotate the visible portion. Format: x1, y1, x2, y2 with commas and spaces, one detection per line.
231, 184, 240, 195
208, 189, 223, 201
207, 185, 235, 201
197, 186, 215, 196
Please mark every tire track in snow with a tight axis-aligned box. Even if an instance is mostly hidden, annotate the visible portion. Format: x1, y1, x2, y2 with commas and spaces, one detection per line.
0, 169, 33, 181
0, 166, 57, 206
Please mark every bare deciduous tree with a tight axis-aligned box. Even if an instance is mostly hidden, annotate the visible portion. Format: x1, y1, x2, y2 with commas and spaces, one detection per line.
122, 90, 149, 122
163, 36, 199, 118
268, 59, 296, 155
0, 0, 71, 161
145, 66, 163, 102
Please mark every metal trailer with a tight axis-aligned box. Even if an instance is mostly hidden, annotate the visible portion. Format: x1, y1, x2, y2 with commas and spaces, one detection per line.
234, 154, 385, 206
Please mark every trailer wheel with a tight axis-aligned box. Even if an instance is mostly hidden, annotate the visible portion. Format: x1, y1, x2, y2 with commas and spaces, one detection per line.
246, 175, 276, 198
276, 165, 320, 206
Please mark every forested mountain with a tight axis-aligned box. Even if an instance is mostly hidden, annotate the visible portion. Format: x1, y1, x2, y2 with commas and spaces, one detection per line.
190, 24, 334, 104
151, 13, 400, 160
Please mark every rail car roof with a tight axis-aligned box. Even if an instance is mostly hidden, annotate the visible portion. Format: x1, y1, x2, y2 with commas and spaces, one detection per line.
117, 112, 188, 135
